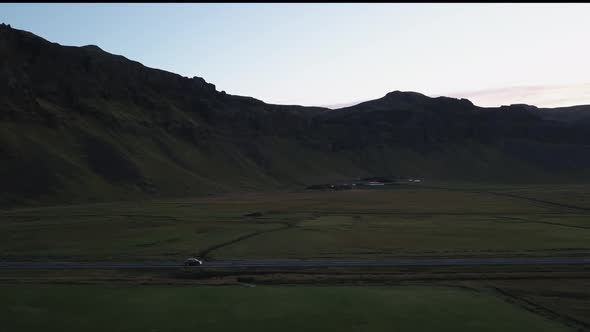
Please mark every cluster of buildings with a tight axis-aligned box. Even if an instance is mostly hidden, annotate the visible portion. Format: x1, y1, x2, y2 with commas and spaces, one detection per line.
306, 176, 423, 191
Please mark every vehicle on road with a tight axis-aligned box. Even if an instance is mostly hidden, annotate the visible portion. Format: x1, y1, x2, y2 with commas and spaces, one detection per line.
184, 258, 203, 266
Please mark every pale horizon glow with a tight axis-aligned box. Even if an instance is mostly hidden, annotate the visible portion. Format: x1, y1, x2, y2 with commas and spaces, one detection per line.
1, 3, 590, 108
442, 83, 590, 109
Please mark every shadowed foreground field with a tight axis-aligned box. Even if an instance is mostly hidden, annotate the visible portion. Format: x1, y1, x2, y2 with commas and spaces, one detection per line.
0, 285, 572, 332
1, 184, 589, 261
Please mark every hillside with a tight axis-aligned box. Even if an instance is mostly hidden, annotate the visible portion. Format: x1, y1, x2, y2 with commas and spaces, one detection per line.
2, 23, 590, 207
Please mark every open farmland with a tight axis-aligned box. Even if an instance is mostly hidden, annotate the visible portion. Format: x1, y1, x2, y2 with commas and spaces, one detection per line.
0, 285, 574, 332
1, 184, 589, 262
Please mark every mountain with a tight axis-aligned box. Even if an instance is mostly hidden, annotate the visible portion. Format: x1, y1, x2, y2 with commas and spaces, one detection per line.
2, 23, 590, 207
537, 105, 590, 125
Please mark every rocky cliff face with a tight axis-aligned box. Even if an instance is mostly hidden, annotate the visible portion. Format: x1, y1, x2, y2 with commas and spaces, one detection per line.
2, 23, 590, 207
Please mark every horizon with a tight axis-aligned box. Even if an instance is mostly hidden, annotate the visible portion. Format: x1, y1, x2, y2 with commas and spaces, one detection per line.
2, 3, 590, 108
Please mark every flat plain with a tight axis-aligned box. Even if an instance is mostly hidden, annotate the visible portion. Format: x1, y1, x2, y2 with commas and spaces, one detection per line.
2, 183, 590, 332
0, 285, 574, 332
1, 183, 589, 261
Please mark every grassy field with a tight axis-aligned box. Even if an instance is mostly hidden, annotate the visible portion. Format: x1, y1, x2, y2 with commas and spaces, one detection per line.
1, 184, 589, 332
1, 184, 589, 261
474, 278, 590, 329
0, 285, 573, 332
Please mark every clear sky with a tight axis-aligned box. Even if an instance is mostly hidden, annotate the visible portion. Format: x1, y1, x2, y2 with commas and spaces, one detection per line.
2, 3, 590, 108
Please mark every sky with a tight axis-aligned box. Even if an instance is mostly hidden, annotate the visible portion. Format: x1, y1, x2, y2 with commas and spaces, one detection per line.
2, 3, 590, 108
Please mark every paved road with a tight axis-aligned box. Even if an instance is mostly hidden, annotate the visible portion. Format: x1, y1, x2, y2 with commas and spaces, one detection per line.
1, 257, 589, 269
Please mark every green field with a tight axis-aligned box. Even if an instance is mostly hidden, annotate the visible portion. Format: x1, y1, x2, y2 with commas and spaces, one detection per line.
0, 285, 573, 332
1, 185, 589, 332
1, 184, 589, 261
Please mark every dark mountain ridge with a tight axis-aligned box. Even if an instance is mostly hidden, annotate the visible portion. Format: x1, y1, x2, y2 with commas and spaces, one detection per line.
2, 23, 590, 207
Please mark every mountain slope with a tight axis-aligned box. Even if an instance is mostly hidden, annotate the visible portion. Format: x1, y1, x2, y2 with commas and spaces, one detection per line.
2, 23, 590, 207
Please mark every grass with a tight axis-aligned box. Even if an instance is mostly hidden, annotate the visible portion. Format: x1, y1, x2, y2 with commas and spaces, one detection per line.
0, 285, 573, 332
482, 279, 590, 324
1, 184, 587, 332
215, 214, 590, 260
1, 184, 589, 261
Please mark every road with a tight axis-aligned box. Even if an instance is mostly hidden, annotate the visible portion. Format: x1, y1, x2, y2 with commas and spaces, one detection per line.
1, 257, 590, 269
